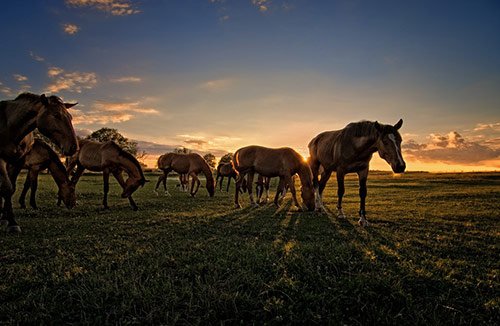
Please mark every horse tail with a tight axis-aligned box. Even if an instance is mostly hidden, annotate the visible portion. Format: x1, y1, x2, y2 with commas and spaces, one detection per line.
200, 159, 215, 196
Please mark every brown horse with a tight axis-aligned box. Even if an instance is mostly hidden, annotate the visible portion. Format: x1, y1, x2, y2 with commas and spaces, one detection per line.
308, 119, 406, 226
155, 153, 215, 197
233, 145, 315, 211
0, 93, 78, 232
66, 139, 147, 211
15, 139, 76, 209
215, 162, 237, 192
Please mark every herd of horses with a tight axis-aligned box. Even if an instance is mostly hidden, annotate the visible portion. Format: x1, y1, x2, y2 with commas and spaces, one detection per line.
0, 92, 406, 233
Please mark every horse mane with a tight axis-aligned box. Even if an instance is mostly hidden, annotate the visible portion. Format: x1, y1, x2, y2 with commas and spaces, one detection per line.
341, 120, 379, 139
119, 149, 145, 181
15, 93, 64, 105
35, 139, 67, 172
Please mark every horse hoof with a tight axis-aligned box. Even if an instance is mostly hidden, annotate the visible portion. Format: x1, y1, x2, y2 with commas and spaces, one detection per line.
7, 225, 22, 233
234, 204, 241, 209
132, 207, 138, 211
0, 219, 8, 226
251, 203, 259, 208
358, 218, 369, 227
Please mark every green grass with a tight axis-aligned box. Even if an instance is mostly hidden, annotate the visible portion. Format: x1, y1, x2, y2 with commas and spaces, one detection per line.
1, 172, 498, 325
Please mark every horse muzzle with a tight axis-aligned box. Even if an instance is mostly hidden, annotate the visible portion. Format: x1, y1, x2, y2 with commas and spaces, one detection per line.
392, 162, 406, 174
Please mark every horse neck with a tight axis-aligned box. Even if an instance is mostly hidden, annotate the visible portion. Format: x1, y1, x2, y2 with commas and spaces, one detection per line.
200, 161, 214, 183
118, 155, 143, 181
5, 101, 41, 143
297, 162, 313, 188
47, 156, 71, 187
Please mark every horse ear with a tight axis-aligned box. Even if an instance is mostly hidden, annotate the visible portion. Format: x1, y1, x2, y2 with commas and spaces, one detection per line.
40, 94, 49, 106
374, 121, 383, 132
394, 118, 403, 130
65, 102, 78, 109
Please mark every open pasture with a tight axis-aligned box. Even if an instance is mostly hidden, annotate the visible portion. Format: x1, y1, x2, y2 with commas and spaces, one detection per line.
1, 172, 498, 324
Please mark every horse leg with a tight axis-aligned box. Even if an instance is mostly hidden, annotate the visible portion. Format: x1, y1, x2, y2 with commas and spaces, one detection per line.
286, 175, 301, 210
112, 170, 138, 211
102, 170, 111, 210
309, 159, 322, 209
29, 170, 39, 209
226, 176, 231, 192
273, 177, 285, 207
357, 168, 370, 227
256, 175, 263, 204
264, 177, 271, 203
19, 171, 31, 209
234, 172, 246, 208
316, 169, 333, 212
154, 174, 164, 195
336, 171, 346, 218
189, 173, 200, 197
0, 161, 19, 232
246, 171, 258, 208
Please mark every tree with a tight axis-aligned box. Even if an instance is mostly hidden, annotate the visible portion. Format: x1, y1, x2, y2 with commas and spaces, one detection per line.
86, 128, 138, 156
219, 153, 233, 165
203, 153, 217, 170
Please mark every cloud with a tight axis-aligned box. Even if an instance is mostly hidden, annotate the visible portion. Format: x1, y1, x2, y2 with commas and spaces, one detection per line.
110, 76, 142, 83
403, 131, 500, 165
48, 67, 64, 77
63, 23, 80, 35
65, 0, 140, 16
184, 139, 208, 146
71, 100, 159, 125
46, 67, 97, 93
474, 122, 500, 132
13, 74, 28, 82
200, 78, 234, 92
252, 0, 270, 12
29, 51, 45, 62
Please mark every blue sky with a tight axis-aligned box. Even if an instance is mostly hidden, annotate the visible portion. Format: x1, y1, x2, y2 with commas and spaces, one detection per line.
1, 0, 499, 170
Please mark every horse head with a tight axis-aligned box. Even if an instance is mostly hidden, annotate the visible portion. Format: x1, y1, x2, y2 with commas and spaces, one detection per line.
121, 177, 147, 198
36, 94, 78, 156
59, 181, 76, 209
374, 119, 406, 173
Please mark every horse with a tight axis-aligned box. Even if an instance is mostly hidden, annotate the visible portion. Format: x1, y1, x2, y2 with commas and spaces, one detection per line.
0, 93, 78, 232
66, 139, 147, 211
255, 175, 292, 204
155, 153, 215, 197
308, 119, 406, 226
232, 145, 315, 211
14, 139, 76, 209
155, 173, 189, 196
215, 162, 237, 192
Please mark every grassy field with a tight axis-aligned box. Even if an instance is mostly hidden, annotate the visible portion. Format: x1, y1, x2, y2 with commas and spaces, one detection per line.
0, 171, 498, 325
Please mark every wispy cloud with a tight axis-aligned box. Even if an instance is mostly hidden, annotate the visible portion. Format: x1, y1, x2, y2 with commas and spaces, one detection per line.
473, 122, 500, 132
252, 0, 271, 12
46, 67, 97, 93
71, 100, 159, 125
63, 23, 80, 35
403, 131, 500, 165
65, 0, 140, 16
110, 76, 142, 83
200, 78, 234, 92
13, 74, 28, 82
29, 51, 45, 62
0, 81, 13, 96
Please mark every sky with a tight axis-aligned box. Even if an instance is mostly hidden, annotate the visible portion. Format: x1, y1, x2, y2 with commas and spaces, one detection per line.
0, 0, 499, 171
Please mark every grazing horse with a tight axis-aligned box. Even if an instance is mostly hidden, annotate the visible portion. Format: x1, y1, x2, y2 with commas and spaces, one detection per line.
308, 119, 406, 226
233, 145, 315, 211
15, 139, 76, 209
155, 153, 215, 197
0, 93, 78, 232
66, 139, 147, 211
215, 162, 237, 192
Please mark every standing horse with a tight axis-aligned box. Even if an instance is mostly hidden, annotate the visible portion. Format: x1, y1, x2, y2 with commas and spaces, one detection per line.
15, 139, 76, 209
155, 153, 215, 197
66, 139, 147, 211
215, 162, 237, 192
0, 93, 78, 232
308, 119, 406, 226
233, 145, 315, 211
